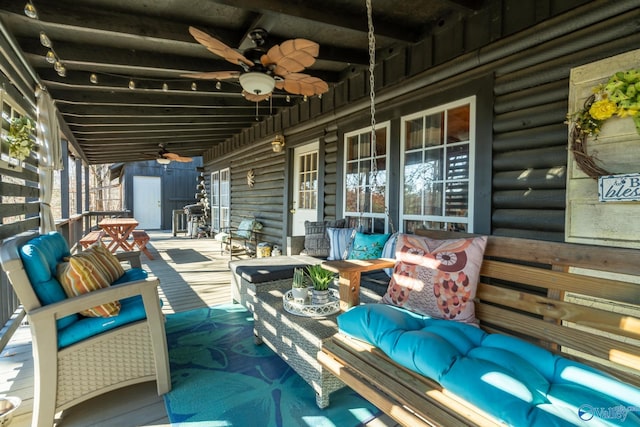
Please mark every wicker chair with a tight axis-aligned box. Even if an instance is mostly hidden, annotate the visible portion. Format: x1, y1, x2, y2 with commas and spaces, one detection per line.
0, 231, 171, 427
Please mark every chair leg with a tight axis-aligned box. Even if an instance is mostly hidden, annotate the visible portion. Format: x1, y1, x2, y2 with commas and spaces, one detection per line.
32, 324, 59, 427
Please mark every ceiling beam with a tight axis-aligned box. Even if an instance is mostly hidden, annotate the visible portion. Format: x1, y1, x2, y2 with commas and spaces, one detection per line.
209, 0, 419, 42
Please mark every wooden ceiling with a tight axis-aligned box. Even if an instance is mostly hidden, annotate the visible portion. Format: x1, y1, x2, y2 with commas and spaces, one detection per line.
0, 0, 484, 164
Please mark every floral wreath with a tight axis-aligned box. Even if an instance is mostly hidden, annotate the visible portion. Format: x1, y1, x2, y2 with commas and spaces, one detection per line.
567, 68, 640, 179
7, 116, 36, 161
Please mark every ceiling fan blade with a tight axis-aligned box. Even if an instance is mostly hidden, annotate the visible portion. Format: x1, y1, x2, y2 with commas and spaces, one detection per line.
281, 73, 329, 96
242, 91, 271, 102
180, 70, 241, 80
262, 39, 319, 75
174, 156, 193, 163
189, 26, 253, 68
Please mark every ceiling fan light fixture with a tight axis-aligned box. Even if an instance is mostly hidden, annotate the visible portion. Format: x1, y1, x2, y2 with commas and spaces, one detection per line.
156, 157, 171, 165
239, 72, 275, 96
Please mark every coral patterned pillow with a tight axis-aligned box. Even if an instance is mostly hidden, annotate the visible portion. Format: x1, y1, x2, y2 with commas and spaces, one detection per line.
381, 234, 487, 324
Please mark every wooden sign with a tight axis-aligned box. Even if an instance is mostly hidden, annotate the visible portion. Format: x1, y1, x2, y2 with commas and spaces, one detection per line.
599, 173, 640, 202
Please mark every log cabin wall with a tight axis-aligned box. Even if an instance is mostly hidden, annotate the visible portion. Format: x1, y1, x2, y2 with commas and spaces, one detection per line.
204, 0, 640, 247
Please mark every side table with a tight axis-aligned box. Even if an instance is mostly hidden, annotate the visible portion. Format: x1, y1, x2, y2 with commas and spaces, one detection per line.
252, 288, 344, 408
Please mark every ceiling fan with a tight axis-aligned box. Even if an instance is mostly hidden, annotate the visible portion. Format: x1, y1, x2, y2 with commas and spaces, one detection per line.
183, 27, 329, 102
156, 144, 193, 164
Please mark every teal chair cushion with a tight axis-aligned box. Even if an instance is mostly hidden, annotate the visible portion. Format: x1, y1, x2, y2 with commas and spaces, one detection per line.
20, 232, 79, 329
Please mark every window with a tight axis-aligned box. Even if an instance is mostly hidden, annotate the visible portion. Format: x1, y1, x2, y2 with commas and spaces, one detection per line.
297, 149, 318, 210
210, 168, 230, 232
344, 123, 389, 233
401, 97, 475, 233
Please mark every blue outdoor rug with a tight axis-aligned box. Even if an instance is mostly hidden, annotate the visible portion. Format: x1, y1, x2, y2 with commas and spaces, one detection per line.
163, 305, 381, 426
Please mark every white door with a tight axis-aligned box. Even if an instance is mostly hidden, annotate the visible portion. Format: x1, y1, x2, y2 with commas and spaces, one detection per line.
133, 176, 161, 229
292, 142, 319, 235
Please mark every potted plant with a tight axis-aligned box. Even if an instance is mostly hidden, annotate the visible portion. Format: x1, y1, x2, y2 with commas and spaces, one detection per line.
7, 117, 36, 161
306, 264, 334, 305
291, 267, 308, 302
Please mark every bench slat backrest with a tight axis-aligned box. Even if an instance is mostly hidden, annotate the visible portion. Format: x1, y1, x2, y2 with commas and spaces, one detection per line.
415, 230, 640, 388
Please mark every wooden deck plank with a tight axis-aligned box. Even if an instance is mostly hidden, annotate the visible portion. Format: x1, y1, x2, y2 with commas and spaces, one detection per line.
0, 231, 395, 427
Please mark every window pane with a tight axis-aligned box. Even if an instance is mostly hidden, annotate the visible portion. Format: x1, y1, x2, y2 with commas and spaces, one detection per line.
425, 113, 444, 147
446, 144, 469, 180
375, 128, 387, 156
447, 105, 470, 143
405, 118, 422, 150
424, 147, 444, 182
347, 136, 359, 160
424, 182, 443, 216
445, 181, 468, 216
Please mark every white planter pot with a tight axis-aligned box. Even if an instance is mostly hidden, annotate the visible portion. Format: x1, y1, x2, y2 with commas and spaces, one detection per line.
291, 287, 308, 303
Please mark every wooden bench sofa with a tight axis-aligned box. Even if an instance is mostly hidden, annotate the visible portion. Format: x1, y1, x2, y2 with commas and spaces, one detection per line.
318, 230, 640, 427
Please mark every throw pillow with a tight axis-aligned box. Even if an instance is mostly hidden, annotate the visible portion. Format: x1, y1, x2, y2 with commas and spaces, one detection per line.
302, 219, 346, 258
57, 255, 121, 317
381, 233, 487, 324
75, 243, 125, 283
235, 218, 261, 239
326, 227, 356, 260
348, 232, 391, 260
381, 232, 399, 277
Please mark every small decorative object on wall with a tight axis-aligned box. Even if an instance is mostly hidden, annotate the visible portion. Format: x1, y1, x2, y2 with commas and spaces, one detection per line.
7, 116, 36, 161
567, 68, 640, 179
246, 169, 255, 187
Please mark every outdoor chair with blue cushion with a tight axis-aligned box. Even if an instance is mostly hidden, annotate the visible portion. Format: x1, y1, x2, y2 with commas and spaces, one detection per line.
0, 231, 170, 427
221, 217, 263, 259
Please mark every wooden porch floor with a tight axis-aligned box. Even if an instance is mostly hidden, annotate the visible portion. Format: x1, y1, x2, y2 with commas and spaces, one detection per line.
0, 231, 396, 427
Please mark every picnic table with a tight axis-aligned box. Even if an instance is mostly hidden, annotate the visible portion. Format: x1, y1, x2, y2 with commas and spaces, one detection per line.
99, 217, 138, 253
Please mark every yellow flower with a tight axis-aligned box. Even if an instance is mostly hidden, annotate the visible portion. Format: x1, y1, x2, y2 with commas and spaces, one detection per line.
589, 99, 617, 120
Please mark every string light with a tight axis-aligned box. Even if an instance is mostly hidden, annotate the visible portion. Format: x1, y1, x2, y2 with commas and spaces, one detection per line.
162, 82, 168, 91
90, 73, 98, 84
128, 79, 135, 89
45, 50, 56, 64
39, 31, 51, 48
24, 1, 37, 19
191, 82, 197, 91
215, 81, 221, 90
286, 95, 290, 102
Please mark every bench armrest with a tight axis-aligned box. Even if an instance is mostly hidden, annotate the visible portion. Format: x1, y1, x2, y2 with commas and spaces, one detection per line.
321, 258, 395, 311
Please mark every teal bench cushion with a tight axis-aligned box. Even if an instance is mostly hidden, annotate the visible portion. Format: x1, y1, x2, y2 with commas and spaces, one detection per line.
338, 304, 640, 426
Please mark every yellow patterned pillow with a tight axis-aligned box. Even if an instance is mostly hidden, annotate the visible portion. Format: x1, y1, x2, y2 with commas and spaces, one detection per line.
57, 255, 121, 318
75, 243, 125, 283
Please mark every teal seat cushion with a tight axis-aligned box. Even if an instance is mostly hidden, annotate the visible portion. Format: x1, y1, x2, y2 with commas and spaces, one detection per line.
57, 294, 147, 349
113, 267, 148, 284
20, 232, 79, 329
338, 304, 640, 426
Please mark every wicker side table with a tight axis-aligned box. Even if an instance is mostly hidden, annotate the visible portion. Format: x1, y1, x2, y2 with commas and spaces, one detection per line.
252, 288, 345, 408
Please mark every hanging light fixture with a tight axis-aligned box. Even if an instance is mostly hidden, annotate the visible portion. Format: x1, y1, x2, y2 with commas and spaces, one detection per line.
271, 134, 285, 153
239, 72, 275, 97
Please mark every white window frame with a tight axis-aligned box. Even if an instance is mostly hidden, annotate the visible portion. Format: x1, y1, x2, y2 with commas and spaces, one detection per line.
400, 96, 476, 233
210, 171, 220, 231
343, 121, 390, 233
